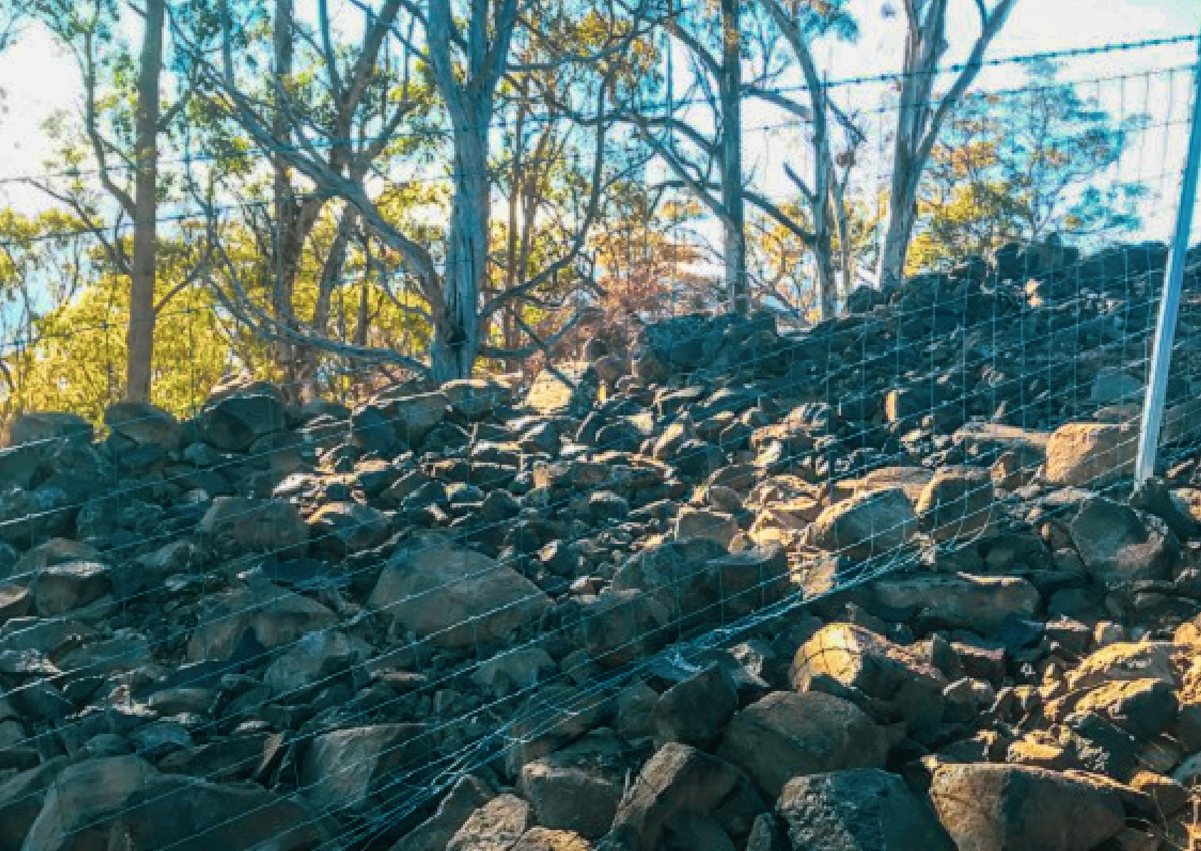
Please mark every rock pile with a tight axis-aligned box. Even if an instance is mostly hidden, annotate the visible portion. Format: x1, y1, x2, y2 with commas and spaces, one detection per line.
2, 241, 1201, 849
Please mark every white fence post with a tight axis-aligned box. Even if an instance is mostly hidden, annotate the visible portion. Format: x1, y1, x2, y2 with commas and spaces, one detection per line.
1134, 33, 1201, 484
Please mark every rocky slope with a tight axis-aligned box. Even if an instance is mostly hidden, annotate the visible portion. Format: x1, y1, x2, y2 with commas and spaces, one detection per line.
2, 240, 1201, 849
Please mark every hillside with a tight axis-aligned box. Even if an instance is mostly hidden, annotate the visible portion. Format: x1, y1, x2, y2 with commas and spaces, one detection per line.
2, 241, 1201, 850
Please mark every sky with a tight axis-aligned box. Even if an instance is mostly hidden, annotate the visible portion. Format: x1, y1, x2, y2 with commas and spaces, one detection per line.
0, 0, 1199, 216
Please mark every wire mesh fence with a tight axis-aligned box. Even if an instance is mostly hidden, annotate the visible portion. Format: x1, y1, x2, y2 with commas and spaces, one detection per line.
2, 25, 1201, 851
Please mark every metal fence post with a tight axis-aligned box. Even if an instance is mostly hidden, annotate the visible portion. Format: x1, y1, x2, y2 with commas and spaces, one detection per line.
1134, 33, 1201, 484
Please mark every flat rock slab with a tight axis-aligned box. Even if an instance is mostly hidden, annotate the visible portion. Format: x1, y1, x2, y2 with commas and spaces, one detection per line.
871, 573, 1039, 633
833, 466, 934, 503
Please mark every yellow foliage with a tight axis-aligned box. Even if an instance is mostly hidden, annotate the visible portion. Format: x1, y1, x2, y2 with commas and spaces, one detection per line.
3, 275, 230, 423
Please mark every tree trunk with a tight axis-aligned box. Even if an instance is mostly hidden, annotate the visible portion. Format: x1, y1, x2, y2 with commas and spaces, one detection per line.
835, 199, 854, 298
878, 145, 921, 288
271, 0, 300, 394
501, 92, 526, 372
125, 0, 164, 403
814, 209, 837, 322
876, 0, 1014, 288
719, 0, 747, 314
294, 206, 355, 401
432, 117, 489, 382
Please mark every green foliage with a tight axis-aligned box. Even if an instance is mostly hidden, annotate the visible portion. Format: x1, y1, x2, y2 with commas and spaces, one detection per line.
910, 59, 1146, 271
3, 271, 229, 421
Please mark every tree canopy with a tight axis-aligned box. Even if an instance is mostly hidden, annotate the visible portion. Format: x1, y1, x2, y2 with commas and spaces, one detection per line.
0, 0, 1170, 421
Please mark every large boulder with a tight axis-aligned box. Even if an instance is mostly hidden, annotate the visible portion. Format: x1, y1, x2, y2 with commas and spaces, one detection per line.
442, 378, 513, 421
104, 775, 323, 850
777, 769, 954, 851
804, 489, 917, 561
604, 743, 765, 851
301, 724, 431, 813
914, 467, 996, 541
652, 664, 739, 749
198, 497, 308, 554
351, 390, 448, 453
104, 401, 181, 449
0, 415, 105, 494
706, 544, 791, 617
518, 730, 633, 840
1068, 498, 1177, 588
0, 486, 75, 546
369, 535, 550, 650
581, 590, 671, 668
307, 501, 392, 557
1044, 422, 1136, 487
610, 538, 728, 624
718, 691, 888, 800
195, 385, 287, 451
1072, 677, 1178, 739
392, 776, 494, 851
0, 759, 64, 849
1065, 641, 1174, 692
22, 755, 323, 850
3, 412, 93, 447
928, 763, 1126, 851
791, 623, 946, 734
263, 629, 371, 694
185, 580, 338, 661
33, 560, 113, 616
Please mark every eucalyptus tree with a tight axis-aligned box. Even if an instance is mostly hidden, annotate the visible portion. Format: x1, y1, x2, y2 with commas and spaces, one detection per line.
185, 0, 432, 397
631, 0, 753, 314
909, 59, 1147, 268
30, 0, 200, 403
753, 0, 863, 320
876, 0, 1018, 287
191, 0, 653, 382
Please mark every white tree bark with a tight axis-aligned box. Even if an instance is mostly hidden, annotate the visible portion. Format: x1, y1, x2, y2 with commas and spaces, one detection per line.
757, 0, 865, 321
719, 0, 748, 314
425, 0, 516, 380
876, 0, 1018, 288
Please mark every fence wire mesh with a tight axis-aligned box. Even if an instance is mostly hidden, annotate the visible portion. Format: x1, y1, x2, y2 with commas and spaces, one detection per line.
2, 24, 1201, 851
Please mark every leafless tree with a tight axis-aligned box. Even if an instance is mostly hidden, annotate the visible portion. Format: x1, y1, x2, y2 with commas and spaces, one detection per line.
187, 0, 647, 383
876, 0, 1018, 287
633, 0, 750, 314
755, 0, 864, 320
